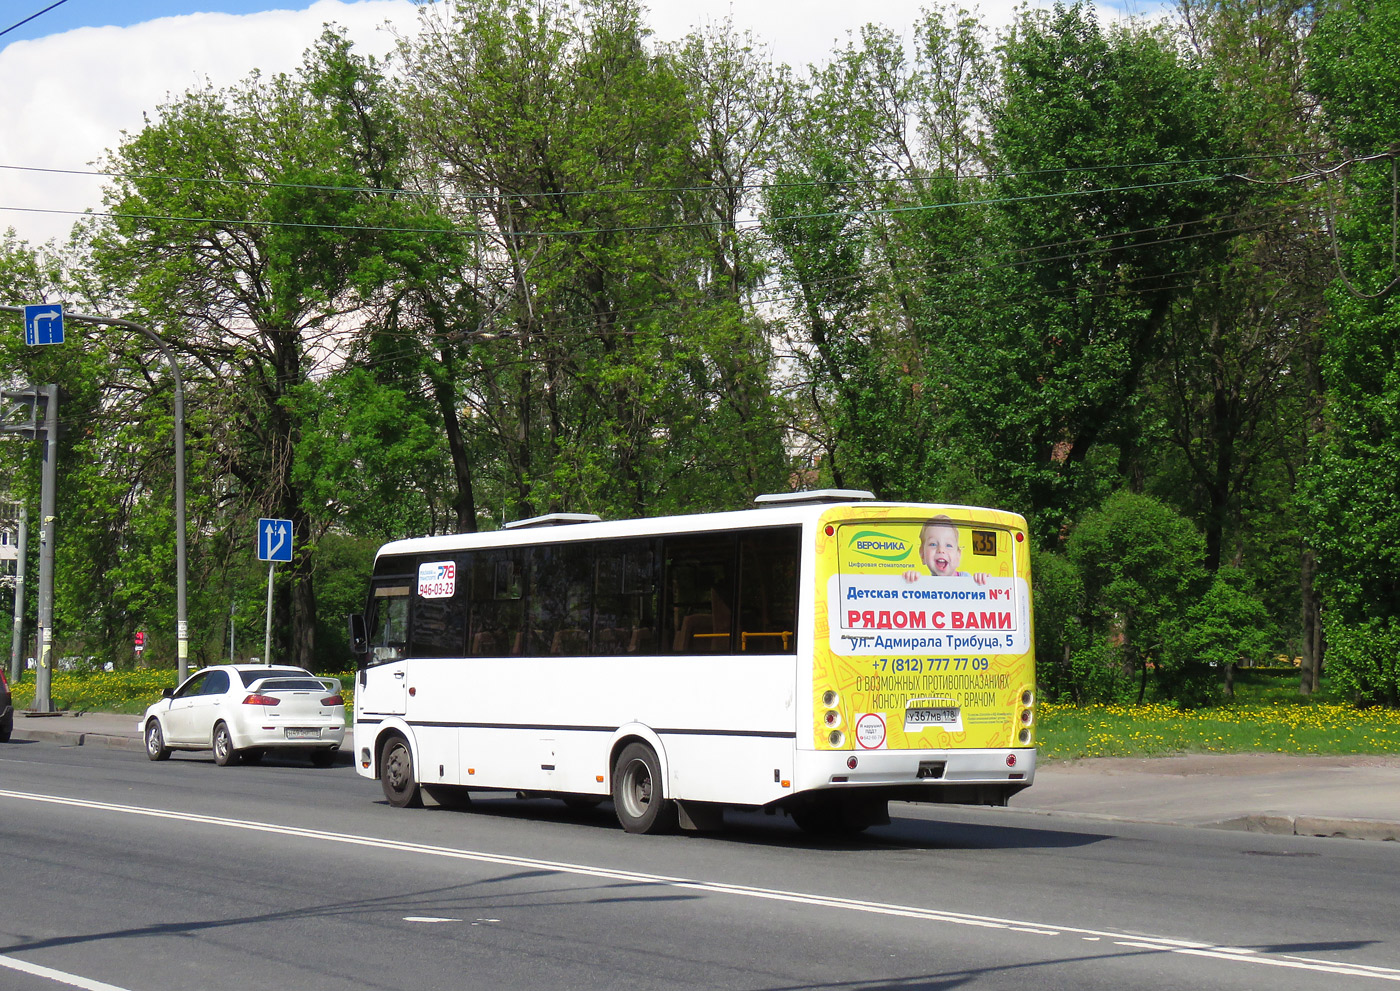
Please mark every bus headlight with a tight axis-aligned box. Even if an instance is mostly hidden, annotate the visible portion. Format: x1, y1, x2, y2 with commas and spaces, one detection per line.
828, 730, 845, 747
822, 690, 839, 707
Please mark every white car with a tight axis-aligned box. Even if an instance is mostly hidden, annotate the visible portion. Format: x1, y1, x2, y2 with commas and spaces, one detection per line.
140, 664, 346, 767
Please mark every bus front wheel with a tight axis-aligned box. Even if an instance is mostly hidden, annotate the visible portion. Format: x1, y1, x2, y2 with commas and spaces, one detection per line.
380, 736, 423, 808
611, 742, 676, 834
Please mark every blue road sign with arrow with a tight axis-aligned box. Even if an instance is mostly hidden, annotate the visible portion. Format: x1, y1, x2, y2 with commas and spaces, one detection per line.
23, 303, 64, 346
258, 518, 293, 562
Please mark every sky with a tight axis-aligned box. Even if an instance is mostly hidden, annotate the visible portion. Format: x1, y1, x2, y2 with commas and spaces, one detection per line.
0, 0, 1167, 248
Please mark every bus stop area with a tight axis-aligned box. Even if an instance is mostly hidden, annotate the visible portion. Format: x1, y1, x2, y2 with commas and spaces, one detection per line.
10, 710, 1400, 841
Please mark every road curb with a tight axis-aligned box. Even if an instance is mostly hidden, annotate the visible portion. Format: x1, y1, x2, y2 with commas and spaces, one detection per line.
12, 719, 349, 761
1000, 804, 1400, 842
1206, 813, 1400, 840
13, 725, 146, 751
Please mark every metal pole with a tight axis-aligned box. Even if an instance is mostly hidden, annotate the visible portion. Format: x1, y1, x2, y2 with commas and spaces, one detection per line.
229, 599, 236, 662
33, 386, 57, 712
263, 563, 275, 666
9, 504, 26, 686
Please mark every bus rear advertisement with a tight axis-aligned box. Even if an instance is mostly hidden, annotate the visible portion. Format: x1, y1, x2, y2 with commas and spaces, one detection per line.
349, 491, 1035, 836
812, 507, 1034, 760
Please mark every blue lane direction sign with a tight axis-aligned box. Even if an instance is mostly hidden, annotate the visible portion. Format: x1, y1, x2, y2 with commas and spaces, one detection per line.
258, 518, 293, 562
23, 303, 64, 346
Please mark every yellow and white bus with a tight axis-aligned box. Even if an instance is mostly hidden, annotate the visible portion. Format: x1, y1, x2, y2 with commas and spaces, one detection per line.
349, 490, 1036, 834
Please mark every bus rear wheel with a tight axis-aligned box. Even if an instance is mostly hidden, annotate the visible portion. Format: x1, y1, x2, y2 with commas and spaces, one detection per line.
611, 742, 676, 834
380, 736, 423, 808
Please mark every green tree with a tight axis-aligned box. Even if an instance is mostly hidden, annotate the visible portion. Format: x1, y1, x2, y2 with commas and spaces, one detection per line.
398, 0, 790, 519
91, 34, 444, 668
976, 3, 1242, 537
1170, 0, 1335, 694
1303, 0, 1400, 705
1166, 568, 1276, 703
765, 14, 998, 502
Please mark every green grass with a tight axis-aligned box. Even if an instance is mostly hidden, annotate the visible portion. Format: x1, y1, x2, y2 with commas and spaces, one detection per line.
1037, 701, 1400, 760
10, 666, 1398, 760
1037, 668, 1400, 760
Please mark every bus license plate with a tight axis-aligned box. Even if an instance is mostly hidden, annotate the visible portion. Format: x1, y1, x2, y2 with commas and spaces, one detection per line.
285, 728, 321, 740
904, 707, 960, 732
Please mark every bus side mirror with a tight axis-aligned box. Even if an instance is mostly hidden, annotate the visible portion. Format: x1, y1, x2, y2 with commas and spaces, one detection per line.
348, 614, 368, 656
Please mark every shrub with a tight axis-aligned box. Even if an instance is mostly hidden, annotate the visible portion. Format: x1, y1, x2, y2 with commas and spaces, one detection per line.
1162, 569, 1277, 707
1323, 615, 1400, 708
1031, 547, 1087, 701
1066, 490, 1209, 703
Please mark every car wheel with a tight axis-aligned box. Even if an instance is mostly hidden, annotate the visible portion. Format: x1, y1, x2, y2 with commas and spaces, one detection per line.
611, 742, 676, 834
144, 720, 171, 761
380, 735, 422, 808
0, 719, 11, 744
309, 748, 337, 768
212, 722, 240, 766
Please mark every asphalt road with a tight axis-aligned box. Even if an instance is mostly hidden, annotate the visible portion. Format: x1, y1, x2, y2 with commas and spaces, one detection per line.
2, 737, 1399, 991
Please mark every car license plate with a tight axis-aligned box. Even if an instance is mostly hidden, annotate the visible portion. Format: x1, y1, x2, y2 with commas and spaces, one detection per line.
285, 727, 321, 740
904, 707, 961, 732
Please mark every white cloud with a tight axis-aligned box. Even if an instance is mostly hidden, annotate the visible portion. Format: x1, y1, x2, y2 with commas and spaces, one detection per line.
1, 1, 419, 246
1, 0, 1164, 248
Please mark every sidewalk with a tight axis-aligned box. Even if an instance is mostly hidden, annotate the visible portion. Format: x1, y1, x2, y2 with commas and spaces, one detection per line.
8, 711, 1400, 841
1008, 752, 1400, 841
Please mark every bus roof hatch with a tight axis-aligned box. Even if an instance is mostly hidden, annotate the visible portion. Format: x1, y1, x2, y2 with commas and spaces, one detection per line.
503, 512, 604, 529
753, 489, 876, 506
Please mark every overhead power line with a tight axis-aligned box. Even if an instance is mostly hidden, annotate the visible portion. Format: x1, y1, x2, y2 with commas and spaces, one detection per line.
0, 0, 68, 40
0, 150, 1325, 202
0, 172, 1243, 240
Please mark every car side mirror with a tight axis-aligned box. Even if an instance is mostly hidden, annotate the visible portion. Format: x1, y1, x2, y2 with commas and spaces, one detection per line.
162, 687, 174, 699
348, 614, 368, 656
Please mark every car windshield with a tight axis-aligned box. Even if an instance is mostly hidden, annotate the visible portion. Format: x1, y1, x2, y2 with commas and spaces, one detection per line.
253, 678, 328, 692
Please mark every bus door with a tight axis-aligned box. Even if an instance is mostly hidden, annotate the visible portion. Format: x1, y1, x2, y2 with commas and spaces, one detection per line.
359, 579, 411, 716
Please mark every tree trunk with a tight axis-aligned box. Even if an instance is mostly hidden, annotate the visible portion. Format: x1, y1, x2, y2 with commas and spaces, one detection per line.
1299, 548, 1320, 694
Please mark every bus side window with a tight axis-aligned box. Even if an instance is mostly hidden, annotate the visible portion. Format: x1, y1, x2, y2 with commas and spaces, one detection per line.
368, 583, 411, 664
662, 534, 736, 654
593, 540, 658, 656
470, 551, 524, 657
737, 528, 800, 654
411, 554, 469, 658
529, 543, 593, 656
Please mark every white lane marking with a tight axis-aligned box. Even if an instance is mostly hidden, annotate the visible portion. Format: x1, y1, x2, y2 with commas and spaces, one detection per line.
403, 917, 462, 923
3, 788, 1398, 984
0, 952, 136, 991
